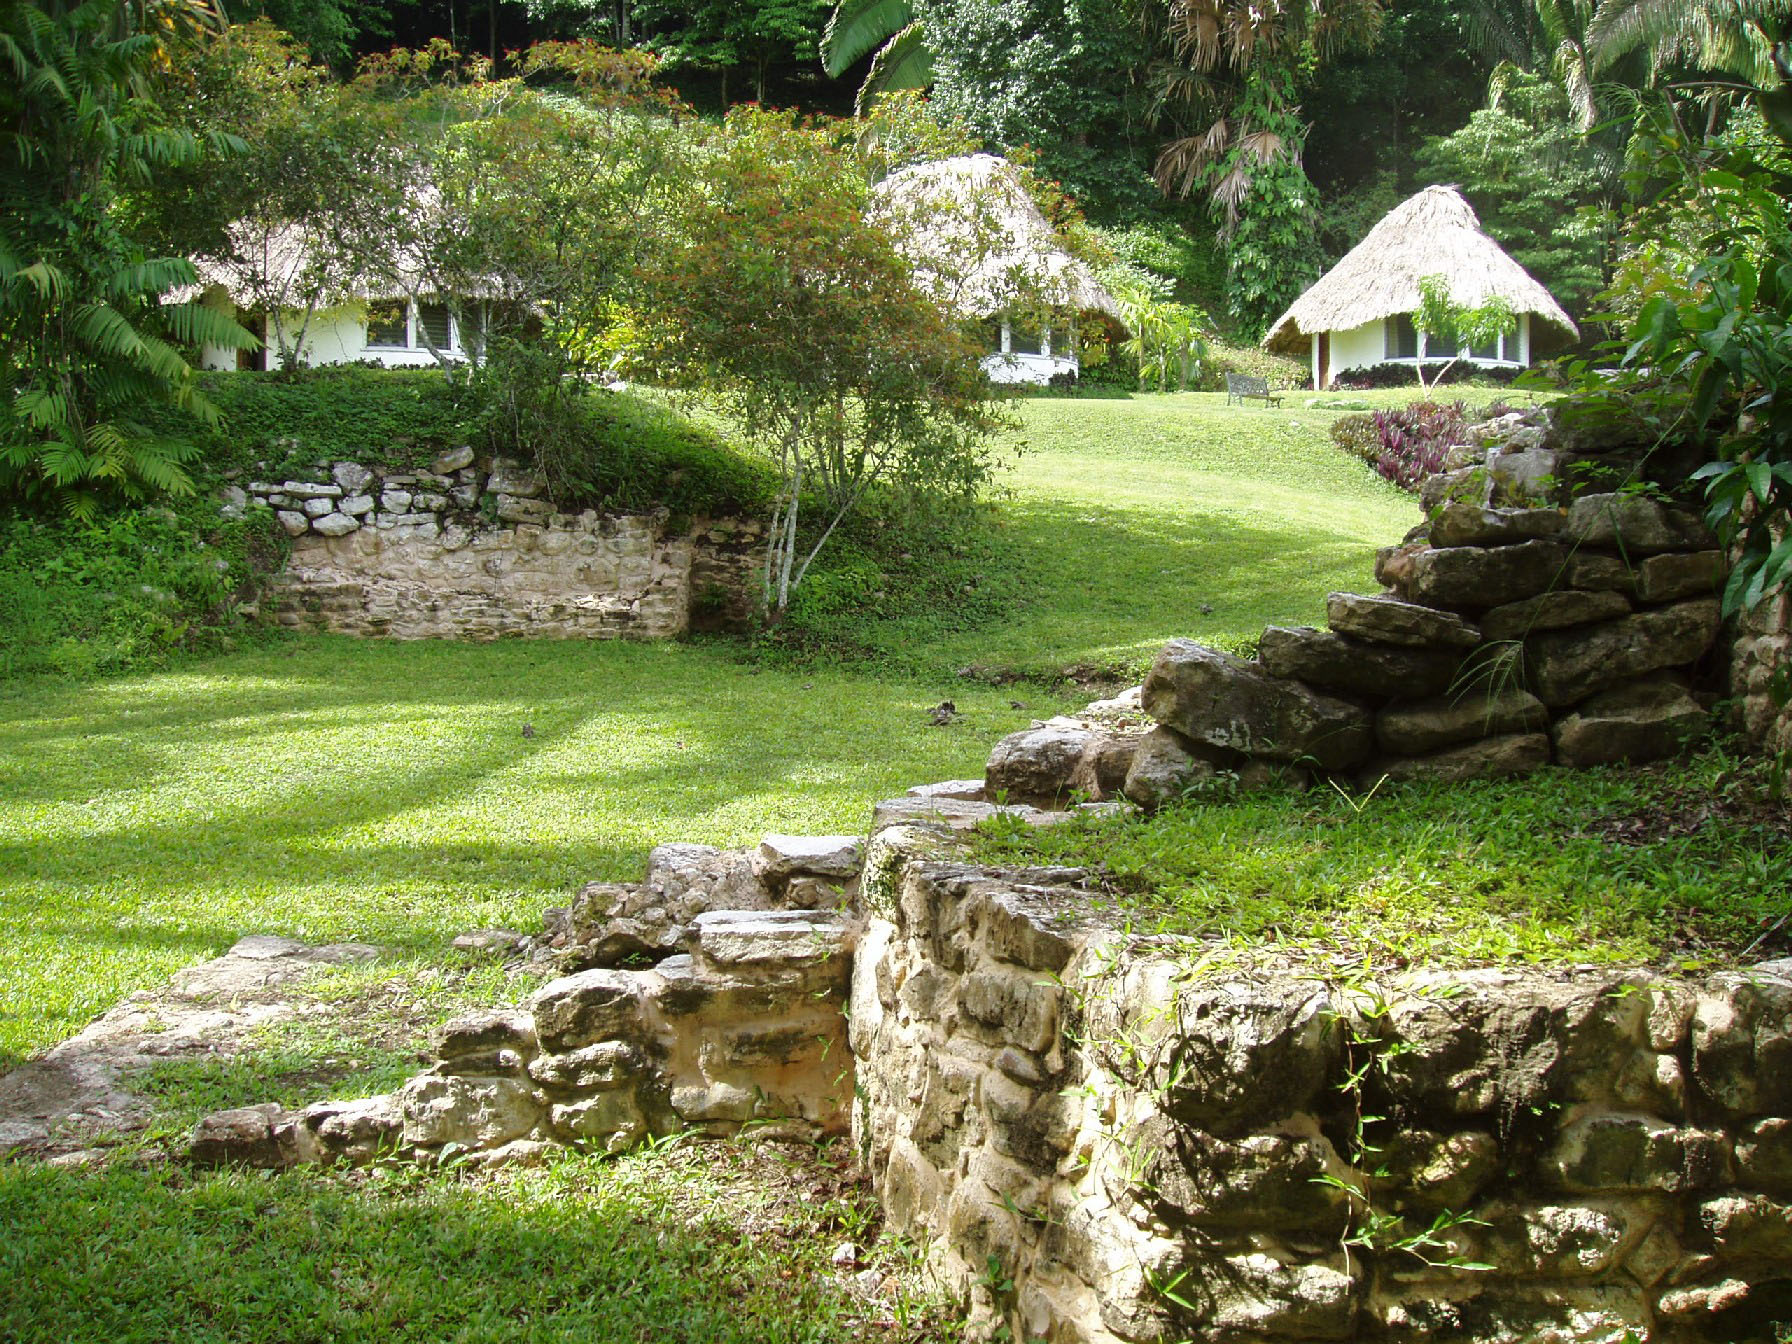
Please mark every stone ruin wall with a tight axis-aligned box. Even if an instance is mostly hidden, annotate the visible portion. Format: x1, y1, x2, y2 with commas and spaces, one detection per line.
1733, 585, 1792, 758
852, 848, 1792, 1344
226, 449, 761, 640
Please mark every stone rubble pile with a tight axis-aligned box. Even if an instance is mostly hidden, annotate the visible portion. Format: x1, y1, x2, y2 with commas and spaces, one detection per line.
978, 491, 1726, 807
189, 836, 867, 1169
223, 451, 761, 639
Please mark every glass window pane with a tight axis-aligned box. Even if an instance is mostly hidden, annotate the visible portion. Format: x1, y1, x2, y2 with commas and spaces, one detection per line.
1386, 314, 1417, 359
1427, 329, 1458, 358
365, 300, 408, 348
418, 302, 452, 350
1009, 323, 1042, 355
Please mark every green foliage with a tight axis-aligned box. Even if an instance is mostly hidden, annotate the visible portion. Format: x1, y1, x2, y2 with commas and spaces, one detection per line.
0, 501, 278, 680
635, 0, 829, 103
1416, 70, 1616, 315
1363, 398, 1470, 490
821, 0, 933, 114
0, 0, 255, 519
917, 0, 1159, 220
633, 106, 1003, 614
1330, 412, 1381, 463
1095, 220, 1225, 307
1412, 274, 1518, 392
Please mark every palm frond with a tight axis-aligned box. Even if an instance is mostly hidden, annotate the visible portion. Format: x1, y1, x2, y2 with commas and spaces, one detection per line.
821, 0, 914, 77
858, 22, 933, 113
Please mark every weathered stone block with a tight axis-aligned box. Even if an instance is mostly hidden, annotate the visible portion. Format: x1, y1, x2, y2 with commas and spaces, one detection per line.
332, 462, 373, 494
549, 1090, 645, 1150
276, 509, 309, 536
1698, 1193, 1792, 1260
487, 460, 547, 497
434, 1009, 538, 1073
1065, 732, 1138, 801
1376, 688, 1549, 756
1371, 732, 1551, 784
302, 496, 335, 518
957, 969, 1061, 1053
1121, 724, 1228, 810
1564, 549, 1637, 594
1549, 1114, 1730, 1193
189, 1102, 312, 1169
1636, 549, 1725, 603
1552, 678, 1708, 767
985, 724, 1094, 804
1259, 625, 1463, 699
1147, 1121, 1349, 1229
1566, 492, 1715, 554
1325, 591, 1482, 649
752, 834, 862, 884
304, 1094, 403, 1164
1478, 588, 1632, 642
431, 445, 475, 475
690, 909, 853, 976
1429, 504, 1565, 548
1143, 639, 1373, 771
527, 970, 646, 1053
527, 1040, 643, 1091
312, 512, 359, 537
1692, 978, 1792, 1118
1527, 599, 1721, 706
282, 480, 342, 500
397, 1074, 542, 1149
1401, 540, 1570, 610
1161, 982, 1340, 1136
1379, 1128, 1500, 1210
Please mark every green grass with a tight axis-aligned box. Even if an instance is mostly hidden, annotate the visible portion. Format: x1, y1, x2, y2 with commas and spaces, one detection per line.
0, 1139, 950, 1343
975, 749, 1792, 967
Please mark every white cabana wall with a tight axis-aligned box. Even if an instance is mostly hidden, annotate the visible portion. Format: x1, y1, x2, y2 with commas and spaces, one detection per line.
200, 298, 476, 371
1310, 312, 1536, 389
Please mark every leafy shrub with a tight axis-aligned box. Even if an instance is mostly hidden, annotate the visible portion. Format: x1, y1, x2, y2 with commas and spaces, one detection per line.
1330, 413, 1379, 463
1330, 361, 1522, 391
0, 503, 282, 680
1370, 401, 1469, 491
1204, 341, 1307, 391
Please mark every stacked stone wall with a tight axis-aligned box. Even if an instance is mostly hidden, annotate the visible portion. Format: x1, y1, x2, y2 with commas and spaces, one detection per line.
226, 452, 761, 640
852, 850, 1792, 1344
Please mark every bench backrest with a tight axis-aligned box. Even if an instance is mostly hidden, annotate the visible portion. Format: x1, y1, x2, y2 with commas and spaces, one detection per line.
1226, 373, 1271, 394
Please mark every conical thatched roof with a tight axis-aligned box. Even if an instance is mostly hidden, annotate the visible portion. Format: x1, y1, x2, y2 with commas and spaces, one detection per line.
1262, 185, 1577, 354
869, 153, 1123, 323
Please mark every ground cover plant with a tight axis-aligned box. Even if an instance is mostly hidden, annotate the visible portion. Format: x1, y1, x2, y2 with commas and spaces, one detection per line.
975, 746, 1792, 968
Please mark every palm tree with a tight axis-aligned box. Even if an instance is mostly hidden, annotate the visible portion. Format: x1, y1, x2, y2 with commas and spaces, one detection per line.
1461, 0, 1602, 129
1587, 0, 1792, 143
1151, 0, 1383, 217
819, 0, 933, 111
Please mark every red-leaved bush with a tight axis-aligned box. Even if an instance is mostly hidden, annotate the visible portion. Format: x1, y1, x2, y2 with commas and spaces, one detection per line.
1371, 400, 1469, 491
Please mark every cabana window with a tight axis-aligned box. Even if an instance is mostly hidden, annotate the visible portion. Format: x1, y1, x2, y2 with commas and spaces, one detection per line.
365, 300, 409, 349
1385, 315, 1418, 360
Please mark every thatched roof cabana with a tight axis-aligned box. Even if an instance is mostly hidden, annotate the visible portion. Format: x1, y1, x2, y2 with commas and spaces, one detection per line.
1262, 185, 1577, 357
869, 153, 1123, 323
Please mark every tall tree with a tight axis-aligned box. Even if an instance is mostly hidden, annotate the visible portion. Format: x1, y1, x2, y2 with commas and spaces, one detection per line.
820, 0, 932, 110
1588, 0, 1792, 144
1149, 0, 1384, 334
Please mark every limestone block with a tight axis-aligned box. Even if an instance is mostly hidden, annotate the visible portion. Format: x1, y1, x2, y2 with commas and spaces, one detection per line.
957, 968, 1061, 1053
431, 445, 475, 475
340, 494, 374, 516
189, 1102, 315, 1169
301, 496, 335, 518
1553, 678, 1708, 767
1258, 625, 1463, 699
450, 483, 480, 509
1146, 1122, 1349, 1230
1143, 639, 1373, 771
670, 1081, 756, 1125
1527, 599, 1721, 706
523, 1039, 645, 1096
1325, 591, 1482, 649
1160, 981, 1340, 1136
1379, 1128, 1501, 1211
1738, 1117, 1792, 1196
282, 480, 342, 500
1065, 732, 1139, 801
1478, 588, 1632, 642
870, 794, 1070, 834
905, 779, 987, 802
1429, 504, 1565, 548
411, 491, 449, 512
690, 909, 853, 977
985, 723, 1097, 804
752, 834, 863, 884
497, 493, 554, 524
1549, 1114, 1730, 1193
645, 842, 771, 916
1697, 1192, 1792, 1261
1636, 549, 1725, 602
1120, 724, 1229, 809
1400, 540, 1570, 610
1201, 1254, 1357, 1340
434, 1009, 537, 1070
549, 1090, 645, 1151
332, 462, 373, 494
1692, 977, 1792, 1118
396, 1073, 542, 1149
1376, 688, 1549, 756
303, 1094, 403, 1163
1564, 549, 1638, 594
1370, 732, 1551, 784
276, 509, 309, 537
527, 969, 647, 1053
1419, 465, 1489, 513
311, 512, 358, 537
1486, 448, 1563, 505
1566, 492, 1715, 554
1483, 1203, 1630, 1276
488, 458, 546, 497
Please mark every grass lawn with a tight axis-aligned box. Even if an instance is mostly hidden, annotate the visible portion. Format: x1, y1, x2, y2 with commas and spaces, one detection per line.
17, 385, 1753, 1343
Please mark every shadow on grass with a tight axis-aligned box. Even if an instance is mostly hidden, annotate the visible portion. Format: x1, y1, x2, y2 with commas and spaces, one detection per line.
0, 1155, 889, 1344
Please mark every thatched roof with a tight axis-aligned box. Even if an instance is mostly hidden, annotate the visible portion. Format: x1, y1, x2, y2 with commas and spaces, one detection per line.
1262, 185, 1577, 354
869, 154, 1124, 324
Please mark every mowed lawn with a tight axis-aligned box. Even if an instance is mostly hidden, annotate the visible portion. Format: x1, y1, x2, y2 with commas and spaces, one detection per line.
0, 392, 1421, 1066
